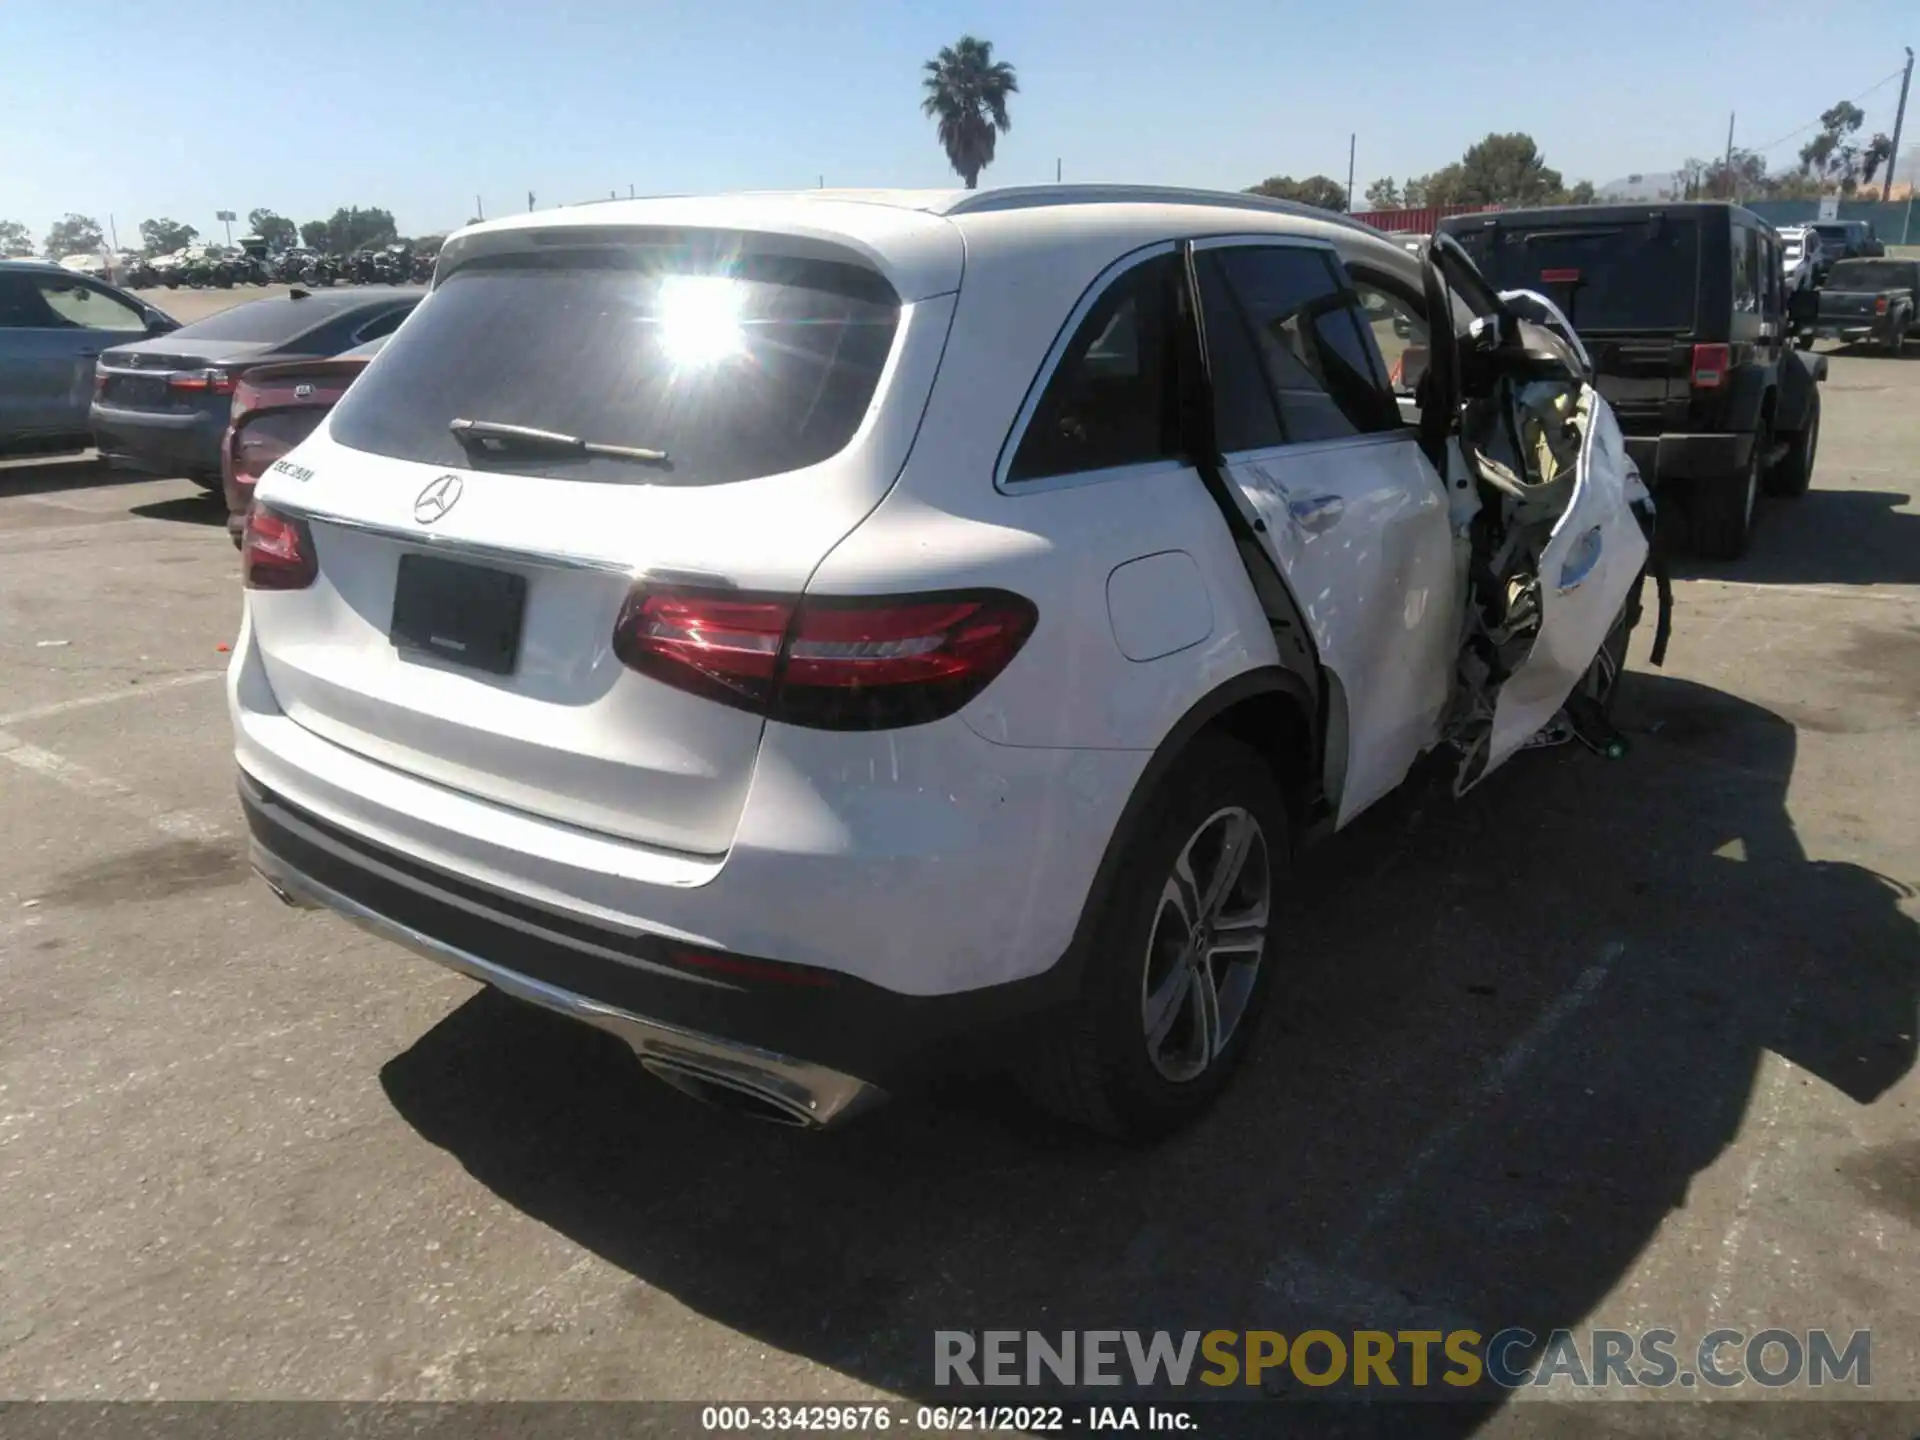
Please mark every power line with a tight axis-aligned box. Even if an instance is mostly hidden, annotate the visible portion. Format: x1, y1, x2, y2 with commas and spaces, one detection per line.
1745, 66, 1908, 156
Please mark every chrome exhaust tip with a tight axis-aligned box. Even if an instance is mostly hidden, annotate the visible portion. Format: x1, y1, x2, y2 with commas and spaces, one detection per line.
641, 1057, 818, 1128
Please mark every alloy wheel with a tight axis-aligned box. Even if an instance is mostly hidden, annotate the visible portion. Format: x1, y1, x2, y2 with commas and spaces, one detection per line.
1140, 807, 1272, 1083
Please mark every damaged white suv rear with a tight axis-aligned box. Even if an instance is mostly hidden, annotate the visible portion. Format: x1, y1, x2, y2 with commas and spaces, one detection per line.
231, 187, 1663, 1139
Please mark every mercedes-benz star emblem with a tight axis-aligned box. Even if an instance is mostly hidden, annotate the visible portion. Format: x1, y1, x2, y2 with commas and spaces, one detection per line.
413, 474, 464, 525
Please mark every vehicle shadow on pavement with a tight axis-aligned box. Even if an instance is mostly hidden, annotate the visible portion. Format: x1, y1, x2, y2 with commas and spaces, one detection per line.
0, 454, 136, 499
1672, 487, 1920, 587
129, 493, 227, 527
381, 673, 1918, 1435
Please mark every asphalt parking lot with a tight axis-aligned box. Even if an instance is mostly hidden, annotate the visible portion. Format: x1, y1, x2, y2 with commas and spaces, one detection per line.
2, 295, 1918, 1430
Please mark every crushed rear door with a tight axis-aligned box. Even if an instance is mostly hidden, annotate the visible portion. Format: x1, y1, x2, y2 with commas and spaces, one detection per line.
1425, 236, 1654, 792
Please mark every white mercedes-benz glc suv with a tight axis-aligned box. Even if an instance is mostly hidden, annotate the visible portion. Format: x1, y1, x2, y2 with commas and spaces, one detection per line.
231, 186, 1658, 1138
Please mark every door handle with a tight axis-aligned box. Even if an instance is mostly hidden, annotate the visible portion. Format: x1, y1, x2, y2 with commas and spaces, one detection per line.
1286, 494, 1345, 533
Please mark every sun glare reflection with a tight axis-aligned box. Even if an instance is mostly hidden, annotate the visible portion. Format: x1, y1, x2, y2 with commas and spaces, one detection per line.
657, 274, 747, 367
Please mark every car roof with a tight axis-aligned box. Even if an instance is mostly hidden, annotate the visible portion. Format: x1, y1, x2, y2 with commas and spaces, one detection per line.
0, 257, 78, 275
439, 184, 1416, 303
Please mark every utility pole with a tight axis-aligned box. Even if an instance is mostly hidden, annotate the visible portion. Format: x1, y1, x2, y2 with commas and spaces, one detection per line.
1885, 46, 1914, 204
1723, 112, 1735, 200
1346, 133, 1356, 211
475, 195, 484, 221
1056, 157, 1062, 183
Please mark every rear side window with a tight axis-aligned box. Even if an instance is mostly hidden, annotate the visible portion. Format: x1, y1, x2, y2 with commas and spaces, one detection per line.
0, 274, 59, 327
1207, 246, 1399, 443
1732, 228, 1759, 314
331, 248, 901, 487
1450, 220, 1701, 334
1827, 260, 1916, 291
1006, 252, 1179, 482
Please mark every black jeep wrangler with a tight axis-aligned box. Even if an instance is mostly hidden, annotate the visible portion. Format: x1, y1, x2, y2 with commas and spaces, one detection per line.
1437, 202, 1825, 559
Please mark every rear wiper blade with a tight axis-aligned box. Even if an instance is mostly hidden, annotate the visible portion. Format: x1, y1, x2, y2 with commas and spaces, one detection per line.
448, 417, 669, 465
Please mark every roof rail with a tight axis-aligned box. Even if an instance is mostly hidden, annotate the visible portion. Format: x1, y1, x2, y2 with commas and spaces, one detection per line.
942, 184, 1381, 236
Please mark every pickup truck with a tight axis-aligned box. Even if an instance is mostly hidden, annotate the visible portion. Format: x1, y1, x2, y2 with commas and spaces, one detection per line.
1807, 220, 1885, 282
1809, 257, 1920, 355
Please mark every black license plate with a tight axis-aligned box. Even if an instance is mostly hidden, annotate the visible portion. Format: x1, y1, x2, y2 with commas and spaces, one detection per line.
389, 553, 526, 676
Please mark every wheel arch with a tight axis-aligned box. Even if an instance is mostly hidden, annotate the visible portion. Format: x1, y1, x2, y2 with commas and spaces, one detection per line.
1049, 668, 1320, 998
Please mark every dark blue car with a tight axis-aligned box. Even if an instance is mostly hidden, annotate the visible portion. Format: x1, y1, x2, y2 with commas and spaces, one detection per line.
91, 286, 420, 489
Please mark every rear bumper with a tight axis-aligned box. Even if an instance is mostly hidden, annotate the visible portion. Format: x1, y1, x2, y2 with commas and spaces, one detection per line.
1622, 430, 1754, 485
241, 770, 1072, 1102
228, 606, 1135, 1091
89, 403, 223, 476
1809, 321, 1901, 344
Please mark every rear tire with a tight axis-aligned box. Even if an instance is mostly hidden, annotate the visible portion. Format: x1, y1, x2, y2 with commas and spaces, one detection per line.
1019, 734, 1287, 1141
1764, 392, 1819, 499
190, 473, 224, 494
1691, 440, 1763, 560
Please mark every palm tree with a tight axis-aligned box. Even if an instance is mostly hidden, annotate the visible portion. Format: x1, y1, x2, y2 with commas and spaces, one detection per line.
921, 36, 1018, 190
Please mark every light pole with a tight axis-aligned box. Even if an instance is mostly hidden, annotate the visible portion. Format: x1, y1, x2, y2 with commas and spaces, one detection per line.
1885, 46, 1913, 205
216, 209, 236, 246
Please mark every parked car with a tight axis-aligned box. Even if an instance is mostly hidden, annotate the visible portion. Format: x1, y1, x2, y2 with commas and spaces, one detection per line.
1808, 219, 1884, 280
0, 259, 179, 455
1439, 201, 1825, 559
221, 338, 388, 545
1806, 257, 1919, 354
235, 186, 1661, 1138
92, 286, 420, 490
1778, 226, 1823, 293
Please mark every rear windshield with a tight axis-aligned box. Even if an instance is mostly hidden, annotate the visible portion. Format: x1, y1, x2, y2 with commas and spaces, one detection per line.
1825, 260, 1913, 291
1811, 224, 1852, 241
1449, 219, 1701, 333
174, 299, 329, 343
328, 247, 902, 487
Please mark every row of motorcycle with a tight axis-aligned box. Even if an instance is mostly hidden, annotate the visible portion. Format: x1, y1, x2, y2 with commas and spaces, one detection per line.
121, 247, 436, 290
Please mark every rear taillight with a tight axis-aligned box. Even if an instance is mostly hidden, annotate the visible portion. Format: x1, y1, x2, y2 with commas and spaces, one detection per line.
232, 409, 324, 487
612, 587, 1038, 730
241, 504, 317, 590
170, 368, 236, 395
1689, 343, 1730, 389
1874, 296, 1890, 315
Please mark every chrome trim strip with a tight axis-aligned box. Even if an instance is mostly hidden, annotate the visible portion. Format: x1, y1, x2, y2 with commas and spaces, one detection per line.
268, 501, 637, 575
250, 841, 887, 1129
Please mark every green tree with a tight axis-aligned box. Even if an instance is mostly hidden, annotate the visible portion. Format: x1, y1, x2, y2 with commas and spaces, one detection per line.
0, 219, 33, 256
321, 205, 398, 254
1453, 132, 1563, 205
44, 213, 104, 258
299, 219, 330, 250
1404, 165, 1464, 207
138, 218, 198, 255
1863, 132, 1895, 187
1363, 176, 1402, 209
921, 35, 1018, 189
1565, 179, 1597, 205
1800, 101, 1867, 192
1245, 174, 1348, 211
248, 208, 298, 250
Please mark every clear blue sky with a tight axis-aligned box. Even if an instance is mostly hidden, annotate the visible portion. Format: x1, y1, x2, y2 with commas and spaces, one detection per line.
2, 0, 1914, 244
